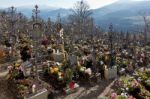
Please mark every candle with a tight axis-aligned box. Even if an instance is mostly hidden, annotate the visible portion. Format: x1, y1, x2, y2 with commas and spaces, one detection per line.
32, 84, 36, 93
57, 49, 59, 54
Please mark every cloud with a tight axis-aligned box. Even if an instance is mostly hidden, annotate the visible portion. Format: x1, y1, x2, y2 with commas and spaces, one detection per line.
0, 0, 118, 9
87, 0, 118, 9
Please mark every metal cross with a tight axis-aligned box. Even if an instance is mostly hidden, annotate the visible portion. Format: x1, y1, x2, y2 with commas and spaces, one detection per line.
32, 5, 40, 23
109, 23, 114, 68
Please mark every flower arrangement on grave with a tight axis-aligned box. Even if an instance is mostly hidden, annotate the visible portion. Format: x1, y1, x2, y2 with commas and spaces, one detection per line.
48, 64, 65, 81
7, 62, 25, 80
6, 61, 45, 98
76, 59, 93, 82
113, 74, 150, 99
41, 38, 49, 48
63, 80, 79, 95
135, 68, 150, 91
15, 79, 32, 97
43, 61, 80, 92
135, 68, 149, 81
61, 67, 79, 94
110, 92, 136, 99
144, 80, 150, 91
66, 68, 75, 81
14, 78, 45, 98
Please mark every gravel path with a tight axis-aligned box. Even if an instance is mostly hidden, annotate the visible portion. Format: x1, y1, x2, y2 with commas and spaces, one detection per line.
56, 79, 115, 99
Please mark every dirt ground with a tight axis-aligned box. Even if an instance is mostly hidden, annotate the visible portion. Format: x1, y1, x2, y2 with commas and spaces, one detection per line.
0, 78, 18, 99
0, 77, 115, 99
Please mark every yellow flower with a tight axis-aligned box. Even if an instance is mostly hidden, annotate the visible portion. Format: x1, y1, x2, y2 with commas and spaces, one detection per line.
80, 67, 86, 72
54, 67, 59, 73
77, 61, 81, 67
15, 63, 20, 67
58, 72, 61, 76
50, 67, 54, 74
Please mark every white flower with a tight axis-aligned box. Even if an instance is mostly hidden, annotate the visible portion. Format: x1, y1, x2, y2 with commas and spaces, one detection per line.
30, 45, 33, 48
74, 83, 79, 88
121, 88, 125, 91
121, 93, 125, 96
137, 78, 141, 82
100, 61, 104, 65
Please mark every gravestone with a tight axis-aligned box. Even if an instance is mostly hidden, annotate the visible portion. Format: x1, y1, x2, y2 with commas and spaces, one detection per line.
104, 66, 117, 79
69, 54, 78, 65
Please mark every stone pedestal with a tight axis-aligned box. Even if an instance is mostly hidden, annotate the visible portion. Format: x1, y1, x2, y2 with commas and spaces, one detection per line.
69, 54, 78, 65
53, 53, 65, 62
104, 67, 117, 79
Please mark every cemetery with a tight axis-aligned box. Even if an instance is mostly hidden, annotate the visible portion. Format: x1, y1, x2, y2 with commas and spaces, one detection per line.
0, 0, 150, 99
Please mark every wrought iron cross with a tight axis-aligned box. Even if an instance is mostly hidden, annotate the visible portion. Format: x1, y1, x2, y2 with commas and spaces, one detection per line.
32, 5, 40, 23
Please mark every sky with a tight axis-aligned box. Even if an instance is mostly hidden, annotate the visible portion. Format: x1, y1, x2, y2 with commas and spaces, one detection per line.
0, 0, 148, 9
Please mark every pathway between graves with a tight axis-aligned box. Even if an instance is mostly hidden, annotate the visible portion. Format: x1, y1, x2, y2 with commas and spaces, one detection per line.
0, 78, 17, 99
0, 71, 8, 77
0, 63, 17, 99
59, 79, 116, 99
97, 79, 116, 98
0, 63, 9, 77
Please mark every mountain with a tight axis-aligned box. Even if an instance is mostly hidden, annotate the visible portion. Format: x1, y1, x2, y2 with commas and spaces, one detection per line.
1, 0, 150, 32
15, 7, 72, 21
0, 5, 72, 21
40, 8, 72, 21
16, 5, 59, 19
92, 0, 150, 32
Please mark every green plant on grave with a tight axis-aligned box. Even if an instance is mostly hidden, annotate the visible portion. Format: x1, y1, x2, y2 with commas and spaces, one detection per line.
10, 69, 19, 78
43, 67, 48, 75
116, 88, 123, 95
145, 80, 150, 87
117, 95, 126, 99
136, 71, 148, 81
64, 68, 73, 84
141, 73, 148, 81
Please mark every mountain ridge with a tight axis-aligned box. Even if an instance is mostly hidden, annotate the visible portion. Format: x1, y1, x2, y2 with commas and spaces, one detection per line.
1, 0, 150, 32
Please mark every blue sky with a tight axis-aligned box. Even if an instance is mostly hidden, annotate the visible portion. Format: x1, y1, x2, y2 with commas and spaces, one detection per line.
0, 0, 148, 9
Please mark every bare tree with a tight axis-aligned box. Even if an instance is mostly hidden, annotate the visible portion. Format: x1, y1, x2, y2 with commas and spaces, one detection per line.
143, 15, 150, 43
138, 12, 150, 44
68, 0, 93, 39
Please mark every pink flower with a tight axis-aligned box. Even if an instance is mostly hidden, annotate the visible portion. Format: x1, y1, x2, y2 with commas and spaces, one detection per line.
85, 68, 92, 75
132, 79, 139, 87
111, 92, 117, 99
7, 65, 13, 71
